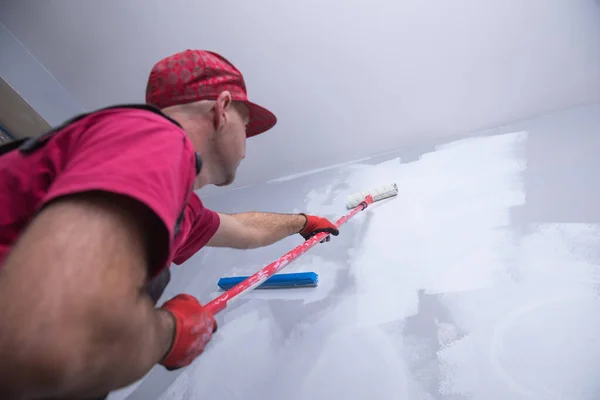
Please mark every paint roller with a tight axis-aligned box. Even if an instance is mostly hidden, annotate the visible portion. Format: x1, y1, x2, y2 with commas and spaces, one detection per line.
208, 184, 398, 312
345, 183, 398, 209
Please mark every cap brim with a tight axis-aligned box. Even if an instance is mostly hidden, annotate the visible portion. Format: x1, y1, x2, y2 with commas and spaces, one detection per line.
244, 101, 277, 137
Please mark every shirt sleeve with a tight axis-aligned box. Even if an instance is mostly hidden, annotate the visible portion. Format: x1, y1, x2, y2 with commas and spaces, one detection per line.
43, 108, 197, 272
172, 193, 220, 265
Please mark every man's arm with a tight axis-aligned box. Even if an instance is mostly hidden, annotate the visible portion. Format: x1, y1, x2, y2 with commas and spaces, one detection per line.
207, 212, 338, 249
0, 192, 174, 399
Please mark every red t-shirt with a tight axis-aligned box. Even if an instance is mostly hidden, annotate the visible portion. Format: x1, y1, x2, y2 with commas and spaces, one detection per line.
0, 106, 220, 275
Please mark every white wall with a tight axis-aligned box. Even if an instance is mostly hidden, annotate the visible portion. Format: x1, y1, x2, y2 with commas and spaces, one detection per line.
2, 0, 600, 190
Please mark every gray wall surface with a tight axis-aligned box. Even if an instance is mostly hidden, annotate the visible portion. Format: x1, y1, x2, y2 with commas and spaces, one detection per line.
3, 1, 600, 191
0, 22, 84, 126
108, 103, 600, 400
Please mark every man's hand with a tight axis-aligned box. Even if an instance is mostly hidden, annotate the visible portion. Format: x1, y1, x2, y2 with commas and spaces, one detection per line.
299, 214, 339, 242
160, 294, 217, 370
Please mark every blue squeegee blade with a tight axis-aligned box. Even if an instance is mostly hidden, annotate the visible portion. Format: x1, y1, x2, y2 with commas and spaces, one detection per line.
217, 272, 319, 290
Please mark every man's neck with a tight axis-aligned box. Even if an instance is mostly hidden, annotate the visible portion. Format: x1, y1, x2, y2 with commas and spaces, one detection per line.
161, 108, 218, 188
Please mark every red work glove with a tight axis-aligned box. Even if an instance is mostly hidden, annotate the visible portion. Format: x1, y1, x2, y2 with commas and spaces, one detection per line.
160, 294, 217, 370
299, 214, 339, 242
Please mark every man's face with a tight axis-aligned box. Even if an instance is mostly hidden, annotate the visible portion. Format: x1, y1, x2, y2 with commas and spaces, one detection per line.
212, 101, 249, 186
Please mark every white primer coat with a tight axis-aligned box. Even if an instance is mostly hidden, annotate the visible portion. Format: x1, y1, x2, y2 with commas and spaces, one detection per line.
153, 130, 600, 400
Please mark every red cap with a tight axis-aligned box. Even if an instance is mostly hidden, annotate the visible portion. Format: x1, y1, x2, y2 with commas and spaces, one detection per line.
145, 50, 277, 137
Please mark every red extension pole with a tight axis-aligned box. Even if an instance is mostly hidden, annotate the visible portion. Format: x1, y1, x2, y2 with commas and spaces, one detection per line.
205, 195, 374, 315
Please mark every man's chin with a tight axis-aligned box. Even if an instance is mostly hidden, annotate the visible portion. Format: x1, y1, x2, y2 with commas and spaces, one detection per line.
215, 173, 235, 187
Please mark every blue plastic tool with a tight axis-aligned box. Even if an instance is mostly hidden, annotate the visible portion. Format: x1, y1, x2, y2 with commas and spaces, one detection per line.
217, 272, 319, 290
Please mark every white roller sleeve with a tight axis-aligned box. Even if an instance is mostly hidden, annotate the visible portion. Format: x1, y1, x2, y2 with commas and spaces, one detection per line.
346, 183, 398, 209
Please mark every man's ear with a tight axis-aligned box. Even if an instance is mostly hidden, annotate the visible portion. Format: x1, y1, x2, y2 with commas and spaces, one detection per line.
212, 91, 233, 131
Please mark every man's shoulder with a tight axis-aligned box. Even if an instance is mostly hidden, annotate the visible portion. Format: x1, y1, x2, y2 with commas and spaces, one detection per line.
52, 104, 191, 155
40, 104, 196, 190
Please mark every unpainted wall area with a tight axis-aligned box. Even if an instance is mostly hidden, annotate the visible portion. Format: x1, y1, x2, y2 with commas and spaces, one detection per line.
111, 103, 600, 400
3, 1, 600, 190
0, 22, 84, 127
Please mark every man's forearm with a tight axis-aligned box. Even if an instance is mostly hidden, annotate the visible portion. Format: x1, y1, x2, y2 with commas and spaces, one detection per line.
209, 211, 338, 249
230, 212, 306, 248
76, 298, 175, 396
0, 291, 175, 399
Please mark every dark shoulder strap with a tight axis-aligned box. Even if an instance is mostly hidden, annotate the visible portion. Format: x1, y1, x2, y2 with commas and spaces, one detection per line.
1, 104, 182, 156
0, 138, 28, 156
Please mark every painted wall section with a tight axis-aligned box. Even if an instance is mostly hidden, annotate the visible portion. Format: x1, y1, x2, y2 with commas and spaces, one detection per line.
0, 22, 84, 126
116, 103, 600, 400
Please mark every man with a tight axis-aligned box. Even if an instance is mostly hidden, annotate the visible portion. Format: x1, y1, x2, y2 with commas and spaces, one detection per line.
0, 50, 339, 399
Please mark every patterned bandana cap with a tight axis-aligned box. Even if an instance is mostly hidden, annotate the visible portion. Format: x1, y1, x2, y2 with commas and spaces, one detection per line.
146, 49, 277, 137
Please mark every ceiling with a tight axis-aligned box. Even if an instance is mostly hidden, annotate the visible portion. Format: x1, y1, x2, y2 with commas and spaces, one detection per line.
2, 0, 600, 193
